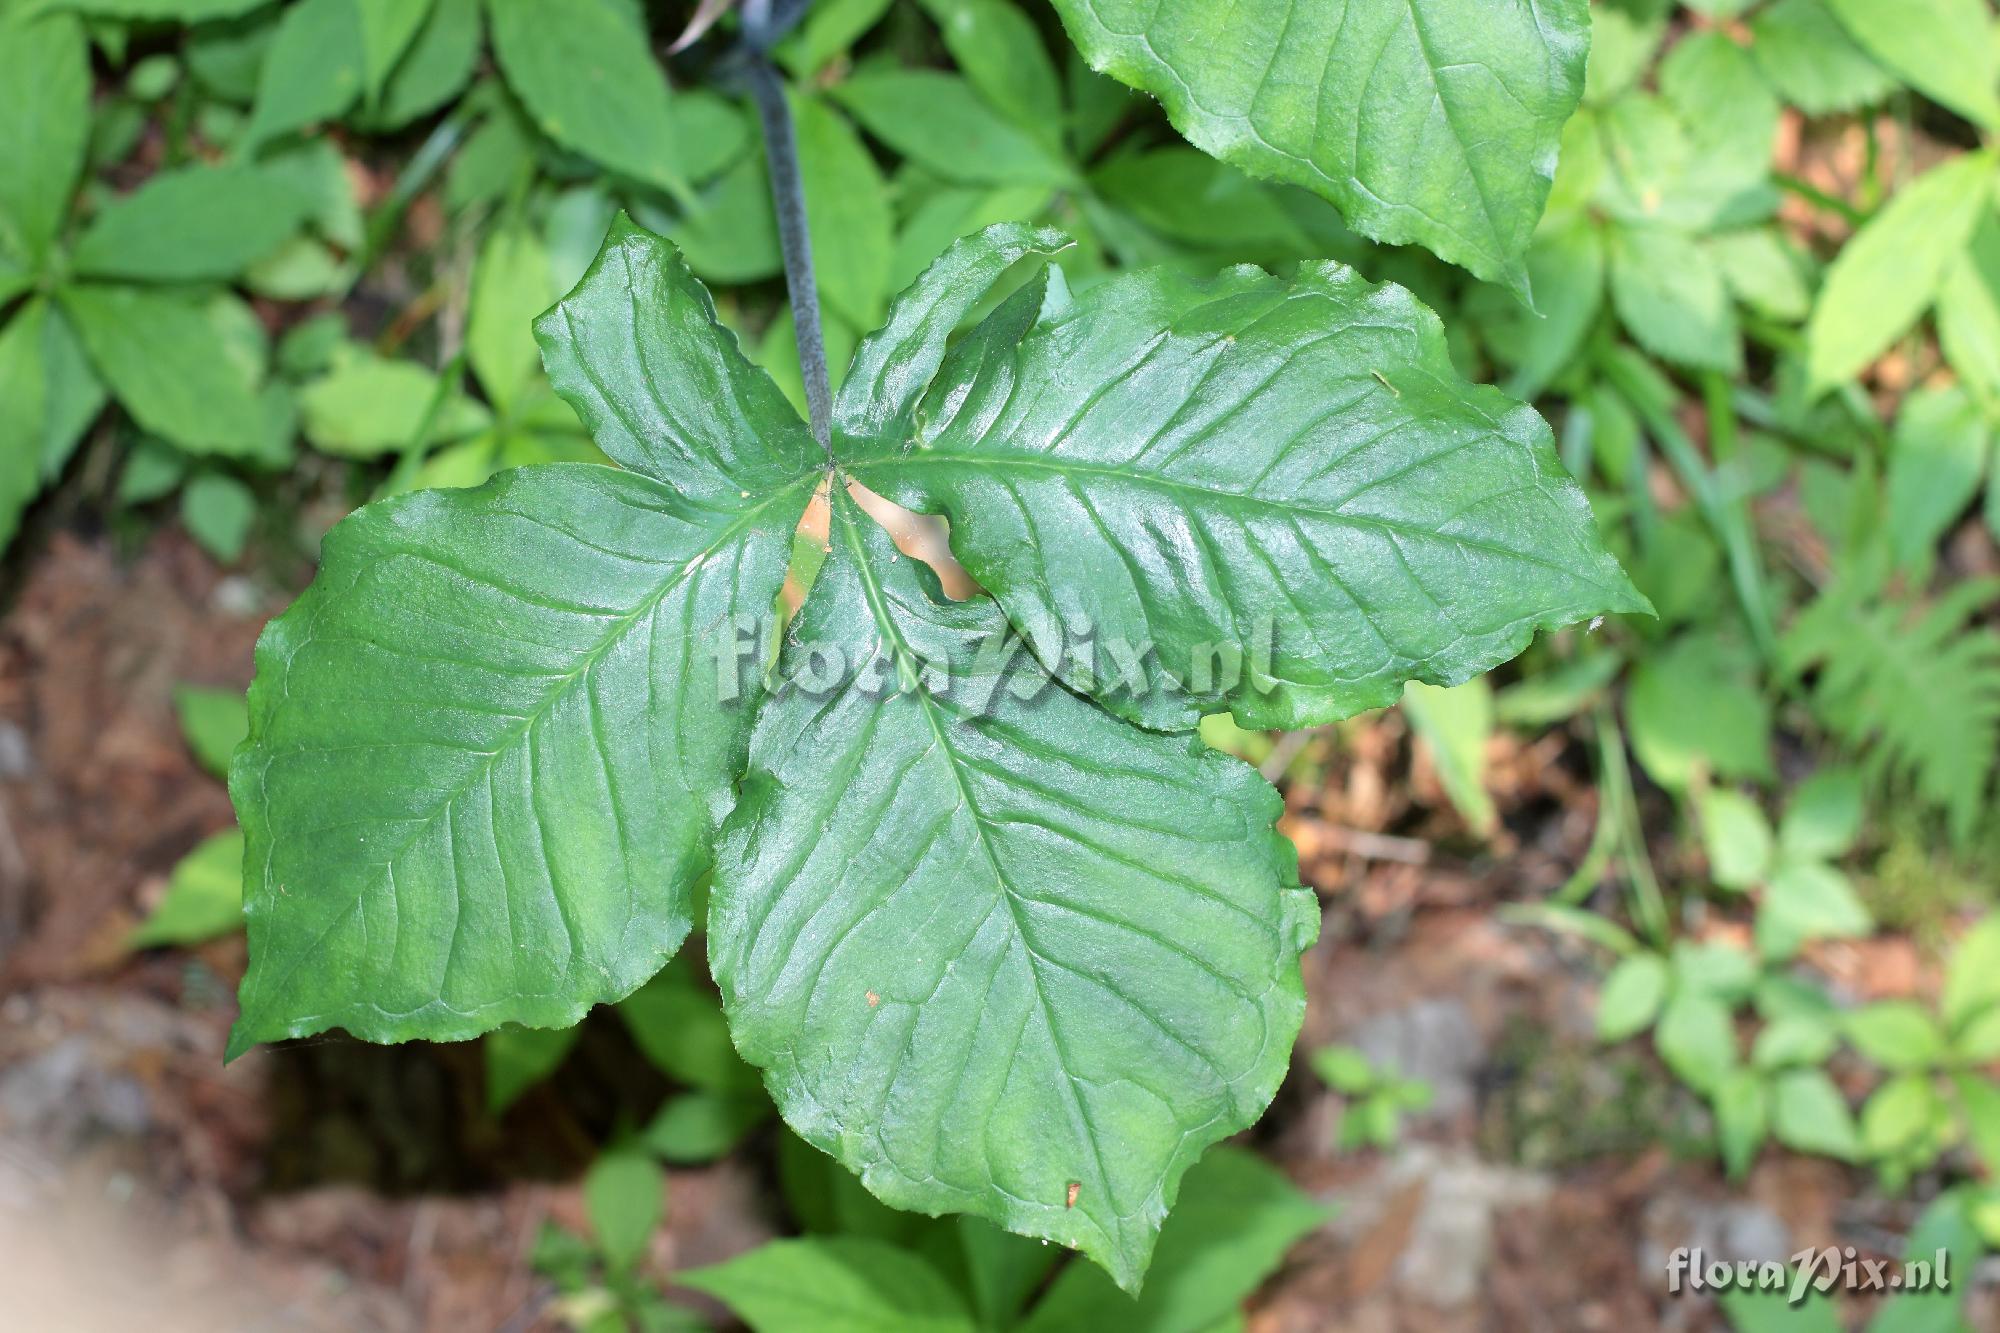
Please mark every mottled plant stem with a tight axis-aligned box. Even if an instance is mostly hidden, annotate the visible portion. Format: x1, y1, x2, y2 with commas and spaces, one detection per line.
741, 0, 832, 454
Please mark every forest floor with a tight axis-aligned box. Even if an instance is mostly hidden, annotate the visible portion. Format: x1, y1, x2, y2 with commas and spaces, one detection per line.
0, 526, 1990, 1332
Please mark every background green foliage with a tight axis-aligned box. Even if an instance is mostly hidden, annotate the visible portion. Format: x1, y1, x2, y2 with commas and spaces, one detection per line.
7, 0, 2000, 1326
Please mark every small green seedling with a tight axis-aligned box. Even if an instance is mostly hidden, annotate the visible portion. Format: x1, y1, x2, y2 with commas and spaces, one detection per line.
534, 1146, 693, 1333
128, 685, 250, 951
1695, 767, 1872, 961
1311, 1045, 1435, 1151
1843, 916, 2000, 1190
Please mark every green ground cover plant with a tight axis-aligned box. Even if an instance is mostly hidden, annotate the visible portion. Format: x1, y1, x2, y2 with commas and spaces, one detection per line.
10, 0, 2000, 1326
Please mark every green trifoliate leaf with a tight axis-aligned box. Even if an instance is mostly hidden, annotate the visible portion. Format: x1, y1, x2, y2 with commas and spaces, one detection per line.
1047, 0, 1590, 291
663, 147, 782, 285
1609, 224, 1742, 375
1957, 1076, 2000, 1173
487, 0, 744, 198
355, 0, 433, 105
1861, 1073, 1942, 1159
1750, 0, 1897, 116
485, 1021, 579, 1114
0, 305, 50, 554
71, 164, 311, 284
1584, 0, 1669, 106
185, 11, 278, 105
176, 684, 249, 780
583, 1147, 664, 1271
60, 284, 268, 457
1709, 228, 1813, 325
0, 6, 88, 267
359, 0, 480, 132
262, 138, 366, 250
1674, 941, 1759, 1004
297, 345, 490, 458
1940, 217, 2000, 402
469, 221, 556, 413
1752, 1016, 1838, 1072
1659, 30, 1780, 198
1697, 788, 1775, 892
1827, 0, 2000, 129
130, 830, 244, 949
834, 223, 1073, 450
845, 233, 1649, 732
227, 465, 812, 1058
1771, 1069, 1860, 1160
1945, 917, 2000, 1033
243, 236, 346, 301
228, 223, 820, 1059
916, 0, 1066, 153
1886, 386, 1989, 575
776, 0, 895, 78
28, 299, 105, 481
242, 0, 364, 150
181, 472, 257, 562
1088, 148, 1312, 258
1806, 151, 1996, 395
1597, 953, 1668, 1042
1401, 678, 1497, 836
709, 490, 1316, 1293
1757, 863, 1871, 962
1777, 768, 1864, 863
1015, 1145, 1328, 1333
892, 184, 1060, 294
793, 93, 895, 330
954, 1216, 1062, 1327
1655, 990, 1738, 1096
27, 0, 269, 15
1590, 89, 1774, 235
1845, 1002, 1947, 1072
1588, 97, 1688, 225
682, 1236, 978, 1333
1487, 219, 1605, 402
1626, 633, 1773, 788
619, 956, 763, 1095
642, 1088, 770, 1163
831, 69, 1074, 189
533, 215, 822, 498
1714, 1069, 1769, 1180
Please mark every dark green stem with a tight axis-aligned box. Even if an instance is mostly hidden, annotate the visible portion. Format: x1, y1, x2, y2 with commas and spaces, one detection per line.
741, 0, 832, 454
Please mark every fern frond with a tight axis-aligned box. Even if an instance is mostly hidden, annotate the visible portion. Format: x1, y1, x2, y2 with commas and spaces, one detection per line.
1785, 577, 2000, 845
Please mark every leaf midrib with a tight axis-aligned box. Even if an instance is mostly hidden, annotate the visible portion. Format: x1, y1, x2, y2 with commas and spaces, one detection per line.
855, 450, 1625, 594
828, 491, 1123, 1263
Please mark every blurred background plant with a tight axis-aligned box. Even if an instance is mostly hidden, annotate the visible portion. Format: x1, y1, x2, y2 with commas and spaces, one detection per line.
3, 0, 2000, 1328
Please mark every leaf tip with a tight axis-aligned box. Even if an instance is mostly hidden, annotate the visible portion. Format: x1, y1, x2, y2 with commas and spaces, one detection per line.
1612, 580, 1659, 621
222, 1019, 258, 1065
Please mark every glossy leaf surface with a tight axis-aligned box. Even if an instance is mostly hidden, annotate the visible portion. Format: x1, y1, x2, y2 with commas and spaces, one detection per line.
228, 222, 819, 1057
709, 491, 1315, 1291
1047, 0, 1591, 289
226, 464, 810, 1057
848, 244, 1649, 730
